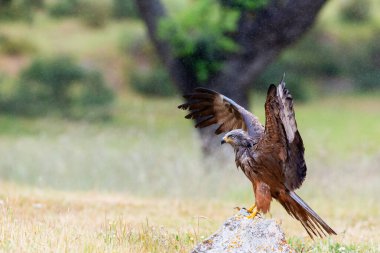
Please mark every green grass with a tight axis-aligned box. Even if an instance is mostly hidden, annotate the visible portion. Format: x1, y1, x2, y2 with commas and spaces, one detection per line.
0, 3, 379, 252
0, 12, 143, 91
1, 93, 378, 196
288, 237, 380, 253
0, 93, 379, 253
0, 13, 142, 57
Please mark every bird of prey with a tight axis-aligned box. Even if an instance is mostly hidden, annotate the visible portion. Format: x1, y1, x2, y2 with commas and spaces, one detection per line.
178, 78, 336, 239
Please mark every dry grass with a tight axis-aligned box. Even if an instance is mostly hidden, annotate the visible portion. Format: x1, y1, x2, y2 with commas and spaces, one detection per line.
0, 4, 379, 252
0, 182, 232, 252
0, 182, 379, 252
0, 95, 379, 252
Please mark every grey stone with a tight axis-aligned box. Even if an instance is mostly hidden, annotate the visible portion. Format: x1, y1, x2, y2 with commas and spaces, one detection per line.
192, 209, 295, 253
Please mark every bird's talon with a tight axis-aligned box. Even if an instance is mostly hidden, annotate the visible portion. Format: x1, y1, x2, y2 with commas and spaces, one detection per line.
246, 204, 256, 213
246, 210, 258, 219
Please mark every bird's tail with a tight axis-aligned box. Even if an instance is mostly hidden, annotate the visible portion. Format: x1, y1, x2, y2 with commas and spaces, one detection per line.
277, 191, 336, 239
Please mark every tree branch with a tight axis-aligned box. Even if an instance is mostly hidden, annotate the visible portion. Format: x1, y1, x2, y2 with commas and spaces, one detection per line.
135, 0, 327, 156
134, 0, 170, 64
212, 0, 327, 93
134, 0, 198, 93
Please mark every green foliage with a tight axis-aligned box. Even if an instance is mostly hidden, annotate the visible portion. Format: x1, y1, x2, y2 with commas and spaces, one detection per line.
344, 30, 380, 91
78, 0, 111, 28
158, 0, 271, 83
289, 237, 379, 253
340, 0, 371, 23
284, 32, 342, 78
49, 0, 111, 28
30, 0, 44, 9
75, 70, 114, 107
258, 24, 380, 97
130, 66, 177, 97
123, 28, 176, 97
159, 0, 240, 82
48, 0, 80, 18
219, 0, 268, 10
257, 66, 312, 102
0, 0, 36, 21
0, 34, 36, 56
257, 30, 340, 101
2, 56, 114, 119
112, 0, 139, 19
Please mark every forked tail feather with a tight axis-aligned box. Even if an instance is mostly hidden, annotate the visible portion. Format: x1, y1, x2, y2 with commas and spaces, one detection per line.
278, 190, 336, 239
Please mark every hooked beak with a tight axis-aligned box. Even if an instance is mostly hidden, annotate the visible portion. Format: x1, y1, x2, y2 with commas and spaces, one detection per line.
221, 136, 231, 145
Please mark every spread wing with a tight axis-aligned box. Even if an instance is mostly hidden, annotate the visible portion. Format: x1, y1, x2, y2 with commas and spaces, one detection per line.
178, 88, 264, 137
262, 80, 306, 190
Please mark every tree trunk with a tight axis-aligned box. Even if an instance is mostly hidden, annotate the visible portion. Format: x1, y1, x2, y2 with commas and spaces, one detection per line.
134, 0, 326, 157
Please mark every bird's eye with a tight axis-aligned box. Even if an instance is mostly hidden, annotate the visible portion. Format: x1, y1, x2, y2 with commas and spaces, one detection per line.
229, 135, 234, 139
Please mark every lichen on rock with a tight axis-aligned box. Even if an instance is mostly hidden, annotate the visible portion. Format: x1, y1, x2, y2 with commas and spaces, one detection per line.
192, 209, 295, 253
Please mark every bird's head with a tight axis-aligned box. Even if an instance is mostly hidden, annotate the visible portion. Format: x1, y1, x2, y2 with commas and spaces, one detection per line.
221, 129, 254, 149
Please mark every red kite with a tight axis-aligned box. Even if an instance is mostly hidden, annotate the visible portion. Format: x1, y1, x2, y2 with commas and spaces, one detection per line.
178, 79, 336, 238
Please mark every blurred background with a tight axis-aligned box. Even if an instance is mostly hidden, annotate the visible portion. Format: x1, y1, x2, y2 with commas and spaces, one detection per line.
0, 0, 379, 251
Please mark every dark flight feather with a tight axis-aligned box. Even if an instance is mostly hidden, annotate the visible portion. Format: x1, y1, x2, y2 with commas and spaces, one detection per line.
263, 81, 306, 190
178, 80, 336, 239
178, 88, 263, 137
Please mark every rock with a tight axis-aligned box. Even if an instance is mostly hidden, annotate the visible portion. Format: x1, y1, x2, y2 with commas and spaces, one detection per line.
192, 209, 295, 253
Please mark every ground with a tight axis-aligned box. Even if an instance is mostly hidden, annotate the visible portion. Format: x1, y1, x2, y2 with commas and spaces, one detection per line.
0, 5, 380, 253
0, 180, 379, 252
0, 91, 379, 253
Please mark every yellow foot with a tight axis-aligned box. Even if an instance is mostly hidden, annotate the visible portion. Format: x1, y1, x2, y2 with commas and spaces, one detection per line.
246, 204, 258, 219
246, 204, 256, 213
246, 209, 258, 219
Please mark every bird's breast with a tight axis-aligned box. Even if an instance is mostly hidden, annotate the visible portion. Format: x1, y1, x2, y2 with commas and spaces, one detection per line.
235, 148, 258, 182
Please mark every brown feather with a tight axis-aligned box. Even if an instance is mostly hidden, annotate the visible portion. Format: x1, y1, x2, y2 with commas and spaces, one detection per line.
185, 107, 214, 119
178, 88, 263, 137
195, 116, 217, 128
178, 83, 336, 239
277, 191, 336, 239
263, 82, 306, 190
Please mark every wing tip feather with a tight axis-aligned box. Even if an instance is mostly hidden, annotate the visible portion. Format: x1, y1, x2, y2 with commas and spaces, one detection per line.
194, 87, 217, 94
267, 84, 277, 97
178, 87, 258, 135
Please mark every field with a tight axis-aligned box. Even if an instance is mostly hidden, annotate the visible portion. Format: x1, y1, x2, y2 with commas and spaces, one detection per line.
1, 2, 380, 252
0, 94, 379, 252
